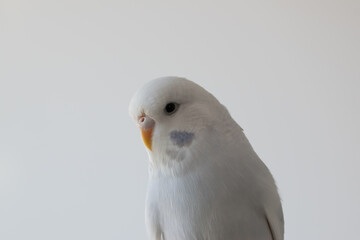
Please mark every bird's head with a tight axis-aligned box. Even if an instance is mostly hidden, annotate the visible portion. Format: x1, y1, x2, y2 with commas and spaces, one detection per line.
129, 77, 231, 166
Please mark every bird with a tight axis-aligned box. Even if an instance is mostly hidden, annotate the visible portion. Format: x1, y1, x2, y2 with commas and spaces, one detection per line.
129, 76, 284, 240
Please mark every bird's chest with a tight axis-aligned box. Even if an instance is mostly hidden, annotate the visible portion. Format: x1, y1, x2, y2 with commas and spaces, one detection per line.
146, 166, 247, 240
146, 178, 213, 239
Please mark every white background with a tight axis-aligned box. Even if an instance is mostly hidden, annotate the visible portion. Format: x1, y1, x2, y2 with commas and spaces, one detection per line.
1, 1, 359, 239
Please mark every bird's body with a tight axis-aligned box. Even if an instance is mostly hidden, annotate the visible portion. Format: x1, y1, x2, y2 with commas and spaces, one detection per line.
129, 77, 284, 240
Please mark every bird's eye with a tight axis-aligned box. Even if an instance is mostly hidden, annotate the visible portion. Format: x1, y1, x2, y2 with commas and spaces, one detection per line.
164, 102, 178, 115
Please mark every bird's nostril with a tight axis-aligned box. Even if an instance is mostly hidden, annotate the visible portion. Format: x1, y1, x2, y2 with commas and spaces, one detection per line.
138, 116, 155, 130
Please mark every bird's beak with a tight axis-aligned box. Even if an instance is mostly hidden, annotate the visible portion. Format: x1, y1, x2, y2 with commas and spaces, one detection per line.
137, 115, 155, 151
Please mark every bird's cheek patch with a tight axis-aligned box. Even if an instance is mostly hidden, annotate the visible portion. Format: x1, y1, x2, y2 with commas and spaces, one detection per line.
170, 131, 195, 147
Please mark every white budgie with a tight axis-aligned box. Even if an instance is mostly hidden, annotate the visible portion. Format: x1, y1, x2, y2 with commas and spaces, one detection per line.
129, 77, 284, 240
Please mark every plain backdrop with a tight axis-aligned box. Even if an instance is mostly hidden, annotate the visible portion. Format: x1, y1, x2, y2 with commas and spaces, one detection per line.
1, 0, 359, 239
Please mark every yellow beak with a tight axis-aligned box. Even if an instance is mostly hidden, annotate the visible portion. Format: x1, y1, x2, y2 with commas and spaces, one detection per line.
137, 114, 155, 151
141, 128, 153, 151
